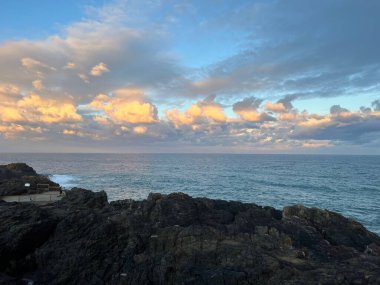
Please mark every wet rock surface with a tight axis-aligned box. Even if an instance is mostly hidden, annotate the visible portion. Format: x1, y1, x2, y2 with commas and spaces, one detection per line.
0, 164, 379, 284
0, 163, 58, 196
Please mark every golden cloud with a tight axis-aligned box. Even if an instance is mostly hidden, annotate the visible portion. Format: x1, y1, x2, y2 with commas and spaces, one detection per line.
0, 124, 26, 139
32, 80, 44, 91
21, 57, 55, 72
90, 62, 110, 77
0, 124, 44, 139
265, 101, 287, 113
0, 86, 82, 124
89, 88, 158, 124
166, 97, 227, 127
234, 110, 263, 122
133, 126, 147, 134
17, 94, 82, 123
0, 84, 20, 95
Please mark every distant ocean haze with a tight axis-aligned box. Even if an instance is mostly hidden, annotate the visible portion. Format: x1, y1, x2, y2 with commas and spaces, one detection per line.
0, 153, 379, 235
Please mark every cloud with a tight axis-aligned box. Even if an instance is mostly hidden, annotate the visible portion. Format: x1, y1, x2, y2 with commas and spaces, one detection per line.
0, 84, 20, 95
21, 57, 55, 71
1, 1, 380, 153
297, 116, 331, 128
133, 126, 147, 134
0, 124, 45, 139
32, 80, 44, 90
293, 106, 380, 143
0, 86, 82, 124
90, 62, 110, 76
302, 140, 332, 148
63, 62, 76, 69
0, 124, 26, 139
63, 128, 105, 140
189, 0, 380, 101
0, 7, 183, 107
17, 93, 83, 124
265, 101, 287, 113
372, 100, 380, 111
89, 88, 158, 124
233, 97, 275, 122
166, 95, 227, 127
330, 105, 349, 115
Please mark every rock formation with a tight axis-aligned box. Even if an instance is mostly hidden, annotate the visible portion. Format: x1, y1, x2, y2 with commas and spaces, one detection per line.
0, 163, 58, 196
0, 164, 379, 284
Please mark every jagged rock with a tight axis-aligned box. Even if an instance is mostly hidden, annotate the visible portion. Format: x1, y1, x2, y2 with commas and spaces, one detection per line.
283, 205, 380, 251
0, 163, 37, 178
0, 163, 58, 196
60, 187, 108, 209
0, 164, 379, 284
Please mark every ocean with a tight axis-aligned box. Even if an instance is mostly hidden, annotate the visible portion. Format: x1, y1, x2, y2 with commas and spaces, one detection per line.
0, 153, 379, 235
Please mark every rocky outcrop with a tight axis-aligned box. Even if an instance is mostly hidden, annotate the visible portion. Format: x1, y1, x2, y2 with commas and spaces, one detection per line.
0, 187, 379, 284
0, 163, 58, 196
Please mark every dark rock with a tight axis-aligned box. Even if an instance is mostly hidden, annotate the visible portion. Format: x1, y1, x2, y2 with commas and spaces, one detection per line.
0, 163, 59, 196
283, 205, 380, 251
0, 163, 37, 179
60, 187, 108, 209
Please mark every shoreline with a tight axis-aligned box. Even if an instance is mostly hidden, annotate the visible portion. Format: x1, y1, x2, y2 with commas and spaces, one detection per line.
0, 163, 380, 284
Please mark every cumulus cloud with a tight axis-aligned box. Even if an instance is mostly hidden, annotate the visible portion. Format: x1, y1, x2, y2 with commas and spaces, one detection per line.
89, 88, 158, 124
330, 105, 350, 115
90, 62, 110, 76
293, 105, 380, 144
233, 97, 275, 122
32, 80, 44, 90
166, 95, 227, 127
265, 101, 287, 113
0, 124, 26, 139
18, 94, 82, 124
0, 87, 82, 125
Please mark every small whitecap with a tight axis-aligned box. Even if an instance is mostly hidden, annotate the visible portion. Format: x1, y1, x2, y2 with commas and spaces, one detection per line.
49, 174, 78, 189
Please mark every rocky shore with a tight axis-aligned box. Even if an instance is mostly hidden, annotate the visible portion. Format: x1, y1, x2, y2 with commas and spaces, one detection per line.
0, 163, 379, 284
0, 163, 59, 196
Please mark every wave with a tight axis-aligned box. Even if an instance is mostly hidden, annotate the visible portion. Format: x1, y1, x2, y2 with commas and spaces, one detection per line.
49, 174, 78, 188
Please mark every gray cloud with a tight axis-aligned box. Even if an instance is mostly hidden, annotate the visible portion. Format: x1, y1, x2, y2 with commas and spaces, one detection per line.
233, 97, 276, 122
191, 0, 380, 100
330, 105, 349, 115
0, 19, 184, 105
372, 100, 380, 111
233, 97, 263, 112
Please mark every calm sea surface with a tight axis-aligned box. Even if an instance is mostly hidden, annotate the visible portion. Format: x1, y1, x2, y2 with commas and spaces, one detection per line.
0, 153, 379, 234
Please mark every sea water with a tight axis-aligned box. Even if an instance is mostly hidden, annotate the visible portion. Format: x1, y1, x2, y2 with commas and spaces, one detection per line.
0, 153, 379, 234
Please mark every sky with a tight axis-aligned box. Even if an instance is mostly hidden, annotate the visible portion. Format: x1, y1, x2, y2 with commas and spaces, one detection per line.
0, 0, 380, 154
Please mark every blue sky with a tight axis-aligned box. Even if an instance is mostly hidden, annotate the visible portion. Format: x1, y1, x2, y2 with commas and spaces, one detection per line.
0, 0, 96, 41
0, 0, 379, 153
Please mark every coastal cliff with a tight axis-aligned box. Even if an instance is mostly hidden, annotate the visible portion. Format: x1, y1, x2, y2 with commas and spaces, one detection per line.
0, 163, 58, 196
0, 164, 379, 284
